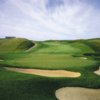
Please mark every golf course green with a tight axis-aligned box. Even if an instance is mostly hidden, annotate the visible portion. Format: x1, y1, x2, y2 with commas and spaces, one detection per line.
0, 38, 100, 100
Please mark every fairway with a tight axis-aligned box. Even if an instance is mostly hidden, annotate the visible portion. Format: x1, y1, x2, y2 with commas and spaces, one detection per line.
4, 54, 97, 70
30, 41, 94, 54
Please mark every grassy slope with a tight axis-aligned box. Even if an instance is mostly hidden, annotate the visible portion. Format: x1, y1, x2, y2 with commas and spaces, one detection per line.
85, 38, 100, 52
0, 38, 100, 100
0, 38, 34, 52
30, 41, 94, 54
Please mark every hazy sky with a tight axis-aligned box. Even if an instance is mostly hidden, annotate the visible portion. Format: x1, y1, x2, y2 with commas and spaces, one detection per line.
0, 0, 100, 40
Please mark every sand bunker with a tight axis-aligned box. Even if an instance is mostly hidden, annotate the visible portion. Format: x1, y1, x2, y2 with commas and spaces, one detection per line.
80, 57, 87, 59
55, 87, 100, 100
0, 60, 4, 61
25, 42, 37, 52
5, 67, 81, 77
94, 67, 100, 75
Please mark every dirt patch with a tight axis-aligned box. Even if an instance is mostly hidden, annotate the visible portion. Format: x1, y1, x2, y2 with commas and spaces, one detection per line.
5, 67, 81, 77
94, 67, 100, 75
55, 87, 100, 100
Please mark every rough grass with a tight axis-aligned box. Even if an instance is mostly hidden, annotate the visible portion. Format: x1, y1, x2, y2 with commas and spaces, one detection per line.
0, 38, 34, 52
86, 39, 100, 52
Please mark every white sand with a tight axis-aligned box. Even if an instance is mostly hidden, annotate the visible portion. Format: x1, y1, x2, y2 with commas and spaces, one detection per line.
55, 87, 100, 100
80, 57, 87, 59
5, 67, 81, 77
94, 67, 100, 75
0, 60, 4, 61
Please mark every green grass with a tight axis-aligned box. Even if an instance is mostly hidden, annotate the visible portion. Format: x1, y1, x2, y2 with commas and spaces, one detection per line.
3, 54, 97, 71
0, 38, 100, 100
30, 41, 94, 54
0, 38, 34, 52
0, 68, 58, 100
0, 68, 100, 100
86, 39, 100, 52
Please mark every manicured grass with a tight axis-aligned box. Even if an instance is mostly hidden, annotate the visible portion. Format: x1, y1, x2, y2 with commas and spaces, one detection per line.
0, 68, 100, 100
0, 38, 100, 100
0, 68, 58, 100
30, 41, 94, 54
4, 54, 98, 71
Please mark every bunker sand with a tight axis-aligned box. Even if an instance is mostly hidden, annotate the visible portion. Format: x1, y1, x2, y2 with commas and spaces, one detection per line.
55, 87, 100, 100
25, 42, 37, 52
0, 60, 4, 61
5, 67, 81, 77
94, 67, 100, 75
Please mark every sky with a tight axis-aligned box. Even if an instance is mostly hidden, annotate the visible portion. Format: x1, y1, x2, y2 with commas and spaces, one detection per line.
0, 0, 100, 40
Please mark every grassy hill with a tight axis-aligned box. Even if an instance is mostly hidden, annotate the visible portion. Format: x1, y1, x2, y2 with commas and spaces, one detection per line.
85, 38, 100, 52
0, 38, 34, 52
0, 38, 99, 54
29, 38, 100, 54
31, 41, 94, 54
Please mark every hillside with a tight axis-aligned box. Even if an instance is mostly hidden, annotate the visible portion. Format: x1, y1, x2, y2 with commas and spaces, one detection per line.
85, 38, 100, 52
30, 38, 100, 55
0, 38, 99, 53
0, 38, 34, 52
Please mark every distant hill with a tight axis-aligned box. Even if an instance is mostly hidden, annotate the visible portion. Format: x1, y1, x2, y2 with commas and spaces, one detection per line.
0, 38, 99, 54
85, 38, 100, 52
31, 38, 100, 54
0, 38, 34, 52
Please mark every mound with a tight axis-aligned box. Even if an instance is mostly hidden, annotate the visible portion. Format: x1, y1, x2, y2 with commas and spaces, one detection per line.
0, 38, 34, 52
32, 41, 94, 54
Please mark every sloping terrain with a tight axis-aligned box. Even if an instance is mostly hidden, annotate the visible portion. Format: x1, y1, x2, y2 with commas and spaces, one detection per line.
30, 40, 95, 54
85, 38, 100, 52
0, 38, 34, 52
